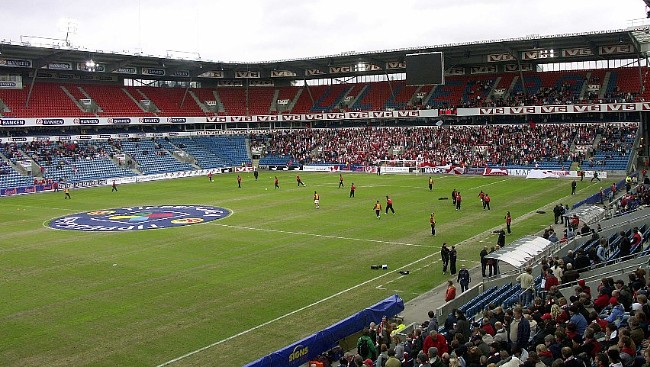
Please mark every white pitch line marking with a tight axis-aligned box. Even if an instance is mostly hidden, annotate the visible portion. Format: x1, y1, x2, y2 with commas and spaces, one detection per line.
156, 181, 574, 366
155, 250, 441, 367
211, 223, 435, 248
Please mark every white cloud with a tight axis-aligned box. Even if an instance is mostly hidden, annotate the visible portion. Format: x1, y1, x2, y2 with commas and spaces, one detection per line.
0, 0, 645, 62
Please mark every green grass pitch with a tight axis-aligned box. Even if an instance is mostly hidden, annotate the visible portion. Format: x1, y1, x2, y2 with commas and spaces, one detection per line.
0, 172, 599, 366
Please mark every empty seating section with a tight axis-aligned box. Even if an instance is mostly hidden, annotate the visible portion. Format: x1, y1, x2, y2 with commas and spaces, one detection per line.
352, 82, 395, 111
167, 137, 229, 169
117, 140, 194, 175
194, 136, 251, 167
310, 84, 350, 112
275, 87, 300, 113
135, 87, 205, 116
217, 88, 247, 115
0, 84, 83, 117
344, 84, 368, 110
291, 85, 328, 114
192, 88, 219, 113
83, 85, 151, 116
247, 88, 275, 115
65, 85, 89, 103
385, 81, 418, 110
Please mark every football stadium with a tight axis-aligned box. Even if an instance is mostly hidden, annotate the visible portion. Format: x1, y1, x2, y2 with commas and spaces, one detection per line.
2, 3, 650, 367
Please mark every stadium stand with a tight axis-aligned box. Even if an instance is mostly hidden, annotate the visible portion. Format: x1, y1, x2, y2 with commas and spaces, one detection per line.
0, 83, 83, 117
134, 86, 205, 116
115, 139, 195, 175
82, 85, 152, 117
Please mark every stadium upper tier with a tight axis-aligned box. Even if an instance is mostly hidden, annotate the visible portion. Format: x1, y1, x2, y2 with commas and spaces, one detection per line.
0, 67, 646, 118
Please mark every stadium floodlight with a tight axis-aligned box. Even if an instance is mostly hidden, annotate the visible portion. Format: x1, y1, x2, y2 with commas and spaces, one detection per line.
85, 59, 96, 72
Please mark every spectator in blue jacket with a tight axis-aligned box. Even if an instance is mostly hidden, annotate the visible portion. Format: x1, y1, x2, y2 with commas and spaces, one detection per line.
568, 305, 588, 336
605, 297, 625, 324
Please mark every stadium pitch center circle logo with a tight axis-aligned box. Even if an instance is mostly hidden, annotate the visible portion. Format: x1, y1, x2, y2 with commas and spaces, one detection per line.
49, 205, 230, 232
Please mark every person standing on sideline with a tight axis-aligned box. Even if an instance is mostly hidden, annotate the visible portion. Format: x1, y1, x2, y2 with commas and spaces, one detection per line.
455, 191, 462, 210
313, 191, 320, 209
458, 265, 471, 292
296, 175, 306, 186
274, 176, 279, 189
430, 212, 436, 236
497, 229, 506, 247
373, 200, 382, 219
350, 183, 356, 198
445, 280, 456, 302
449, 246, 458, 275
428, 176, 434, 191
237, 175, 242, 188
505, 211, 512, 234
64, 186, 71, 199
253, 168, 259, 181
112, 180, 118, 192
385, 195, 395, 215
339, 173, 344, 188
480, 246, 488, 277
451, 189, 457, 206
483, 193, 491, 210
516, 267, 534, 306
441, 243, 450, 274
571, 180, 577, 195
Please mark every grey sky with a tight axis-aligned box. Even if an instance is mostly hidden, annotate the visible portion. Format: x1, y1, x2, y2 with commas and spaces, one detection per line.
1, 0, 647, 62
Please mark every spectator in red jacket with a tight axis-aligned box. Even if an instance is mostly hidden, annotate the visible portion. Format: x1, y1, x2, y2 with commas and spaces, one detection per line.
423, 329, 449, 357
544, 269, 559, 291
593, 288, 611, 312
445, 281, 457, 302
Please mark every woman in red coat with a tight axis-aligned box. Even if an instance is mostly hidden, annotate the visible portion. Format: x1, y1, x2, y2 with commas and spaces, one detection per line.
445, 281, 456, 302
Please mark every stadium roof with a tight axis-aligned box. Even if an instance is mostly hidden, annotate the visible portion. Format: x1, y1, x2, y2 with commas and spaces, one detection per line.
1, 27, 649, 81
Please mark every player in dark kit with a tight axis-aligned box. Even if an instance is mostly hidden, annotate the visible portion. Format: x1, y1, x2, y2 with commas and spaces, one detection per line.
350, 183, 356, 198
338, 174, 344, 188
112, 181, 118, 192
274, 176, 279, 189
253, 169, 259, 181
452, 189, 457, 206
237, 175, 242, 188
385, 195, 395, 214
296, 175, 306, 186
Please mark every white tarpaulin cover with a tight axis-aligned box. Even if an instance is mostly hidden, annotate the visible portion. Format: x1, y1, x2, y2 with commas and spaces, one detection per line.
484, 236, 553, 267
563, 205, 606, 225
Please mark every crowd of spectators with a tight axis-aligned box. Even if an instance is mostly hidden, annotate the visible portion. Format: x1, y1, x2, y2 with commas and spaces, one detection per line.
259, 124, 637, 168
343, 266, 650, 367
